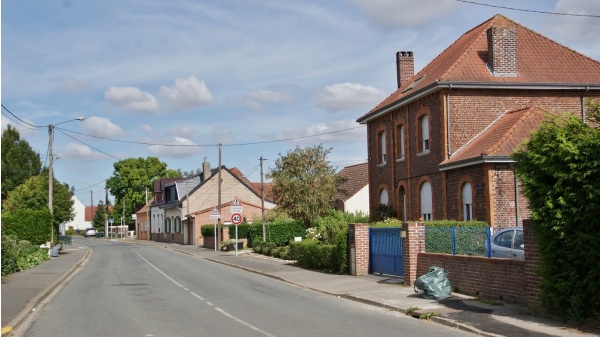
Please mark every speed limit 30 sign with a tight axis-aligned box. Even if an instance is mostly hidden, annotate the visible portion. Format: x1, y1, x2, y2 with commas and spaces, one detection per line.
231, 213, 242, 225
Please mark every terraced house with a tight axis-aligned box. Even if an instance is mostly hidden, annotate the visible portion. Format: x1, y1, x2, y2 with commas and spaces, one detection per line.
357, 14, 600, 229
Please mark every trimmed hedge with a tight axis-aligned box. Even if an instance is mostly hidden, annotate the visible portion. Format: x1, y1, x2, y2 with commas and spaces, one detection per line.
1, 209, 53, 245
2, 236, 50, 276
201, 225, 214, 237
227, 224, 251, 239
248, 220, 306, 247
288, 227, 348, 273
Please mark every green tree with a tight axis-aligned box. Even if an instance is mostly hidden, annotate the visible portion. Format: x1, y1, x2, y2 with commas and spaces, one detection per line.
512, 99, 600, 321
269, 145, 344, 227
1, 125, 42, 198
106, 157, 179, 228
2, 174, 75, 241
92, 200, 108, 228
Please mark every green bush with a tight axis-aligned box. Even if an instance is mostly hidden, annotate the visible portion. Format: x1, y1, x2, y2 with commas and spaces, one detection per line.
370, 218, 404, 228
312, 210, 368, 244
289, 238, 346, 273
2, 209, 53, 245
227, 224, 251, 239
1, 236, 49, 276
201, 225, 215, 237
248, 220, 305, 247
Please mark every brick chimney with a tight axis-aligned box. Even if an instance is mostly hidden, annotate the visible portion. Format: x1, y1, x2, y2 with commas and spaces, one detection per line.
396, 51, 414, 88
487, 25, 518, 76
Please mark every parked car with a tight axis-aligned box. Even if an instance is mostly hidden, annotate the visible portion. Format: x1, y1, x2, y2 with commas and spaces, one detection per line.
486, 227, 524, 260
84, 228, 97, 237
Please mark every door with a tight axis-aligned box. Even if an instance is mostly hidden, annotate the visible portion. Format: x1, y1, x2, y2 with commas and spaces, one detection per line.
369, 228, 403, 276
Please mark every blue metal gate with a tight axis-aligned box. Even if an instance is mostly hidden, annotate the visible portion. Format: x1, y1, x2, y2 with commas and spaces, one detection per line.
369, 228, 403, 276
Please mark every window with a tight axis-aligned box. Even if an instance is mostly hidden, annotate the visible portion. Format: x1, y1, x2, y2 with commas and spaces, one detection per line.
396, 124, 405, 159
420, 181, 432, 221
494, 230, 513, 248
379, 188, 389, 205
378, 131, 387, 164
462, 182, 473, 221
420, 115, 429, 152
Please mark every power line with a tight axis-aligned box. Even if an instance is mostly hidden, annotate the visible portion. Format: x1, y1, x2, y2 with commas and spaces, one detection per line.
1, 104, 46, 128
55, 127, 123, 160
455, 0, 600, 18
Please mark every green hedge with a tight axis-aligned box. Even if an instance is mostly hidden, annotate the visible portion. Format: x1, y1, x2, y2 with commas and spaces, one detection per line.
201, 225, 214, 237
227, 224, 251, 239
424, 221, 489, 255
248, 220, 306, 247
1, 209, 53, 245
288, 227, 348, 273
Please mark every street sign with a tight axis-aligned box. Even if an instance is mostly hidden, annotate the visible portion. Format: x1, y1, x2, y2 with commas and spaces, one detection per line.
231, 213, 242, 225
230, 197, 243, 213
209, 207, 220, 219
109, 218, 114, 224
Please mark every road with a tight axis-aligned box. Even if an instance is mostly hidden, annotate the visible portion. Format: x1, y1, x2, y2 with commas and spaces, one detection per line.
19, 239, 475, 337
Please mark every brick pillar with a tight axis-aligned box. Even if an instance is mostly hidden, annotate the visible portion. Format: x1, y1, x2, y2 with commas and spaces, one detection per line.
523, 219, 543, 310
348, 223, 370, 276
403, 222, 425, 285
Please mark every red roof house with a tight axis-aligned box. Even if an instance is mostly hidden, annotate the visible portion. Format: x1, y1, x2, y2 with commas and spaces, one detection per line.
357, 14, 600, 228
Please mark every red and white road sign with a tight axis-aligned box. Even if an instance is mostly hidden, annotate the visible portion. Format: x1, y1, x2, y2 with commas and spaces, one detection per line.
231, 213, 242, 225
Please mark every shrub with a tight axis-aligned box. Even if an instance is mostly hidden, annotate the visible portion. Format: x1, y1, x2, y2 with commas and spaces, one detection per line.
2, 209, 53, 245
289, 239, 345, 273
201, 225, 215, 237
1, 236, 49, 276
248, 220, 305, 247
227, 224, 251, 239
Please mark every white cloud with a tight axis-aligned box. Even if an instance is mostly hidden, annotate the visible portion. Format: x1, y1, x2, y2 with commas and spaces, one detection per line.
237, 89, 292, 112
276, 119, 365, 146
60, 143, 105, 161
314, 82, 387, 112
82, 116, 125, 138
148, 137, 202, 158
547, 1, 600, 44
349, 0, 459, 30
159, 75, 214, 111
54, 78, 93, 91
105, 86, 161, 114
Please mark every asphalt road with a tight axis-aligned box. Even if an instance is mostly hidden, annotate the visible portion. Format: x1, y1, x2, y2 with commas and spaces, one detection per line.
19, 239, 476, 337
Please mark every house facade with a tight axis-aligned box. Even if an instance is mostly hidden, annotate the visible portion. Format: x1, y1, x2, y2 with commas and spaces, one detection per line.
357, 15, 600, 229
335, 163, 369, 215
61, 196, 88, 234
185, 166, 277, 246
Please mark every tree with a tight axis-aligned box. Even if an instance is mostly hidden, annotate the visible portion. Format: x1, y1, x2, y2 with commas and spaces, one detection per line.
92, 200, 108, 228
512, 99, 600, 321
1, 125, 42, 199
106, 157, 179, 228
269, 145, 344, 227
2, 174, 75, 240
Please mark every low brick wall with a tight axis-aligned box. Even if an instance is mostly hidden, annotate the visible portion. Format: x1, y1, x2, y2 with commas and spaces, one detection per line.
417, 253, 526, 304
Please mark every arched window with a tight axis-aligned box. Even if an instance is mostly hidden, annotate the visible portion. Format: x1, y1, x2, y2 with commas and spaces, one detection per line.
396, 124, 405, 159
420, 115, 429, 152
420, 182, 432, 221
379, 188, 389, 205
462, 182, 473, 221
378, 131, 387, 164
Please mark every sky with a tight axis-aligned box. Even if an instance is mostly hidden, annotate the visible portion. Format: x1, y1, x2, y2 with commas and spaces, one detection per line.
2, 0, 600, 206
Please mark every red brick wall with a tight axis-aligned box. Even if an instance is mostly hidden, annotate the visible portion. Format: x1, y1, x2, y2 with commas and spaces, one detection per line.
417, 253, 527, 304
523, 219, 542, 309
348, 223, 370, 276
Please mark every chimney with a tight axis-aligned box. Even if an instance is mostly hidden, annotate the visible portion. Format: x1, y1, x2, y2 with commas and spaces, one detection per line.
487, 25, 518, 76
202, 159, 211, 181
396, 51, 414, 88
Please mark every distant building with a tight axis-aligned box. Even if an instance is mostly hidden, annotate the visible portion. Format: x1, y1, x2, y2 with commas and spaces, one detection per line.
335, 163, 369, 215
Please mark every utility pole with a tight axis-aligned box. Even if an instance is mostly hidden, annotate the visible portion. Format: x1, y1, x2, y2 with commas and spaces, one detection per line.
91, 190, 94, 227
48, 124, 54, 244
217, 143, 222, 246
260, 157, 266, 242
105, 188, 109, 239
146, 187, 150, 241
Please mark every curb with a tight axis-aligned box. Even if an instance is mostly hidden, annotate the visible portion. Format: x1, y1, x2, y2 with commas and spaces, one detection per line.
2, 248, 91, 336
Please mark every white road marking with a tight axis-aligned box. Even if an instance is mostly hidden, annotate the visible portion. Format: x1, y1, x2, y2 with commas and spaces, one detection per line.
133, 250, 276, 337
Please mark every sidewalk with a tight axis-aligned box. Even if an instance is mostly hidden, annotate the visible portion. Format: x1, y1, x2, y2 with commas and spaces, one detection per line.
2, 238, 597, 337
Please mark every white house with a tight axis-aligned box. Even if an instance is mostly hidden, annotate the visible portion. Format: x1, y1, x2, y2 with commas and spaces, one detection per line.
61, 196, 89, 234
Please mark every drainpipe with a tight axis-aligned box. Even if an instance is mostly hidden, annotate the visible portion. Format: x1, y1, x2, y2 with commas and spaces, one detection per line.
513, 166, 520, 227
446, 84, 453, 158
582, 86, 589, 122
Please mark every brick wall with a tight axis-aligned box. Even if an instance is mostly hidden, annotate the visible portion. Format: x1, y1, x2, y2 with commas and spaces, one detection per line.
347, 220, 544, 308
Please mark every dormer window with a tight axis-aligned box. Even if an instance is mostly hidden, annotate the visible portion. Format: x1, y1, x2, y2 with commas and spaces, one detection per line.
402, 75, 426, 93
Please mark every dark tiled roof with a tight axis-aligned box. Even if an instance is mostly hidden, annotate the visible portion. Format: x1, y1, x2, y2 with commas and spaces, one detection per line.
359, 14, 600, 122
336, 163, 369, 200
439, 106, 550, 169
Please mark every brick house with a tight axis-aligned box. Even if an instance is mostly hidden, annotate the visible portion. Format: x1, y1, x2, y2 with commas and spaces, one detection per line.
356, 14, 600, 229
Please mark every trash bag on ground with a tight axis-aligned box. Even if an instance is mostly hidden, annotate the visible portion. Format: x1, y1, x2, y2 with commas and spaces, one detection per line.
414, 266, 452, 300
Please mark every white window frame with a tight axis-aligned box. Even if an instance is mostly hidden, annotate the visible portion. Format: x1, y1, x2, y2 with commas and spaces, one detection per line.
397, 124, 405, 160
462, 182, 473, 221
379, 131, 387, 164
421, 115, 429, 152
379, 188, 389, 206
420, 181, 432, 221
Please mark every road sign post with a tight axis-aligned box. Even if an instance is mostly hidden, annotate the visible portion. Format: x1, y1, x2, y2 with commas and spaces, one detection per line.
209, 207, 220, 252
